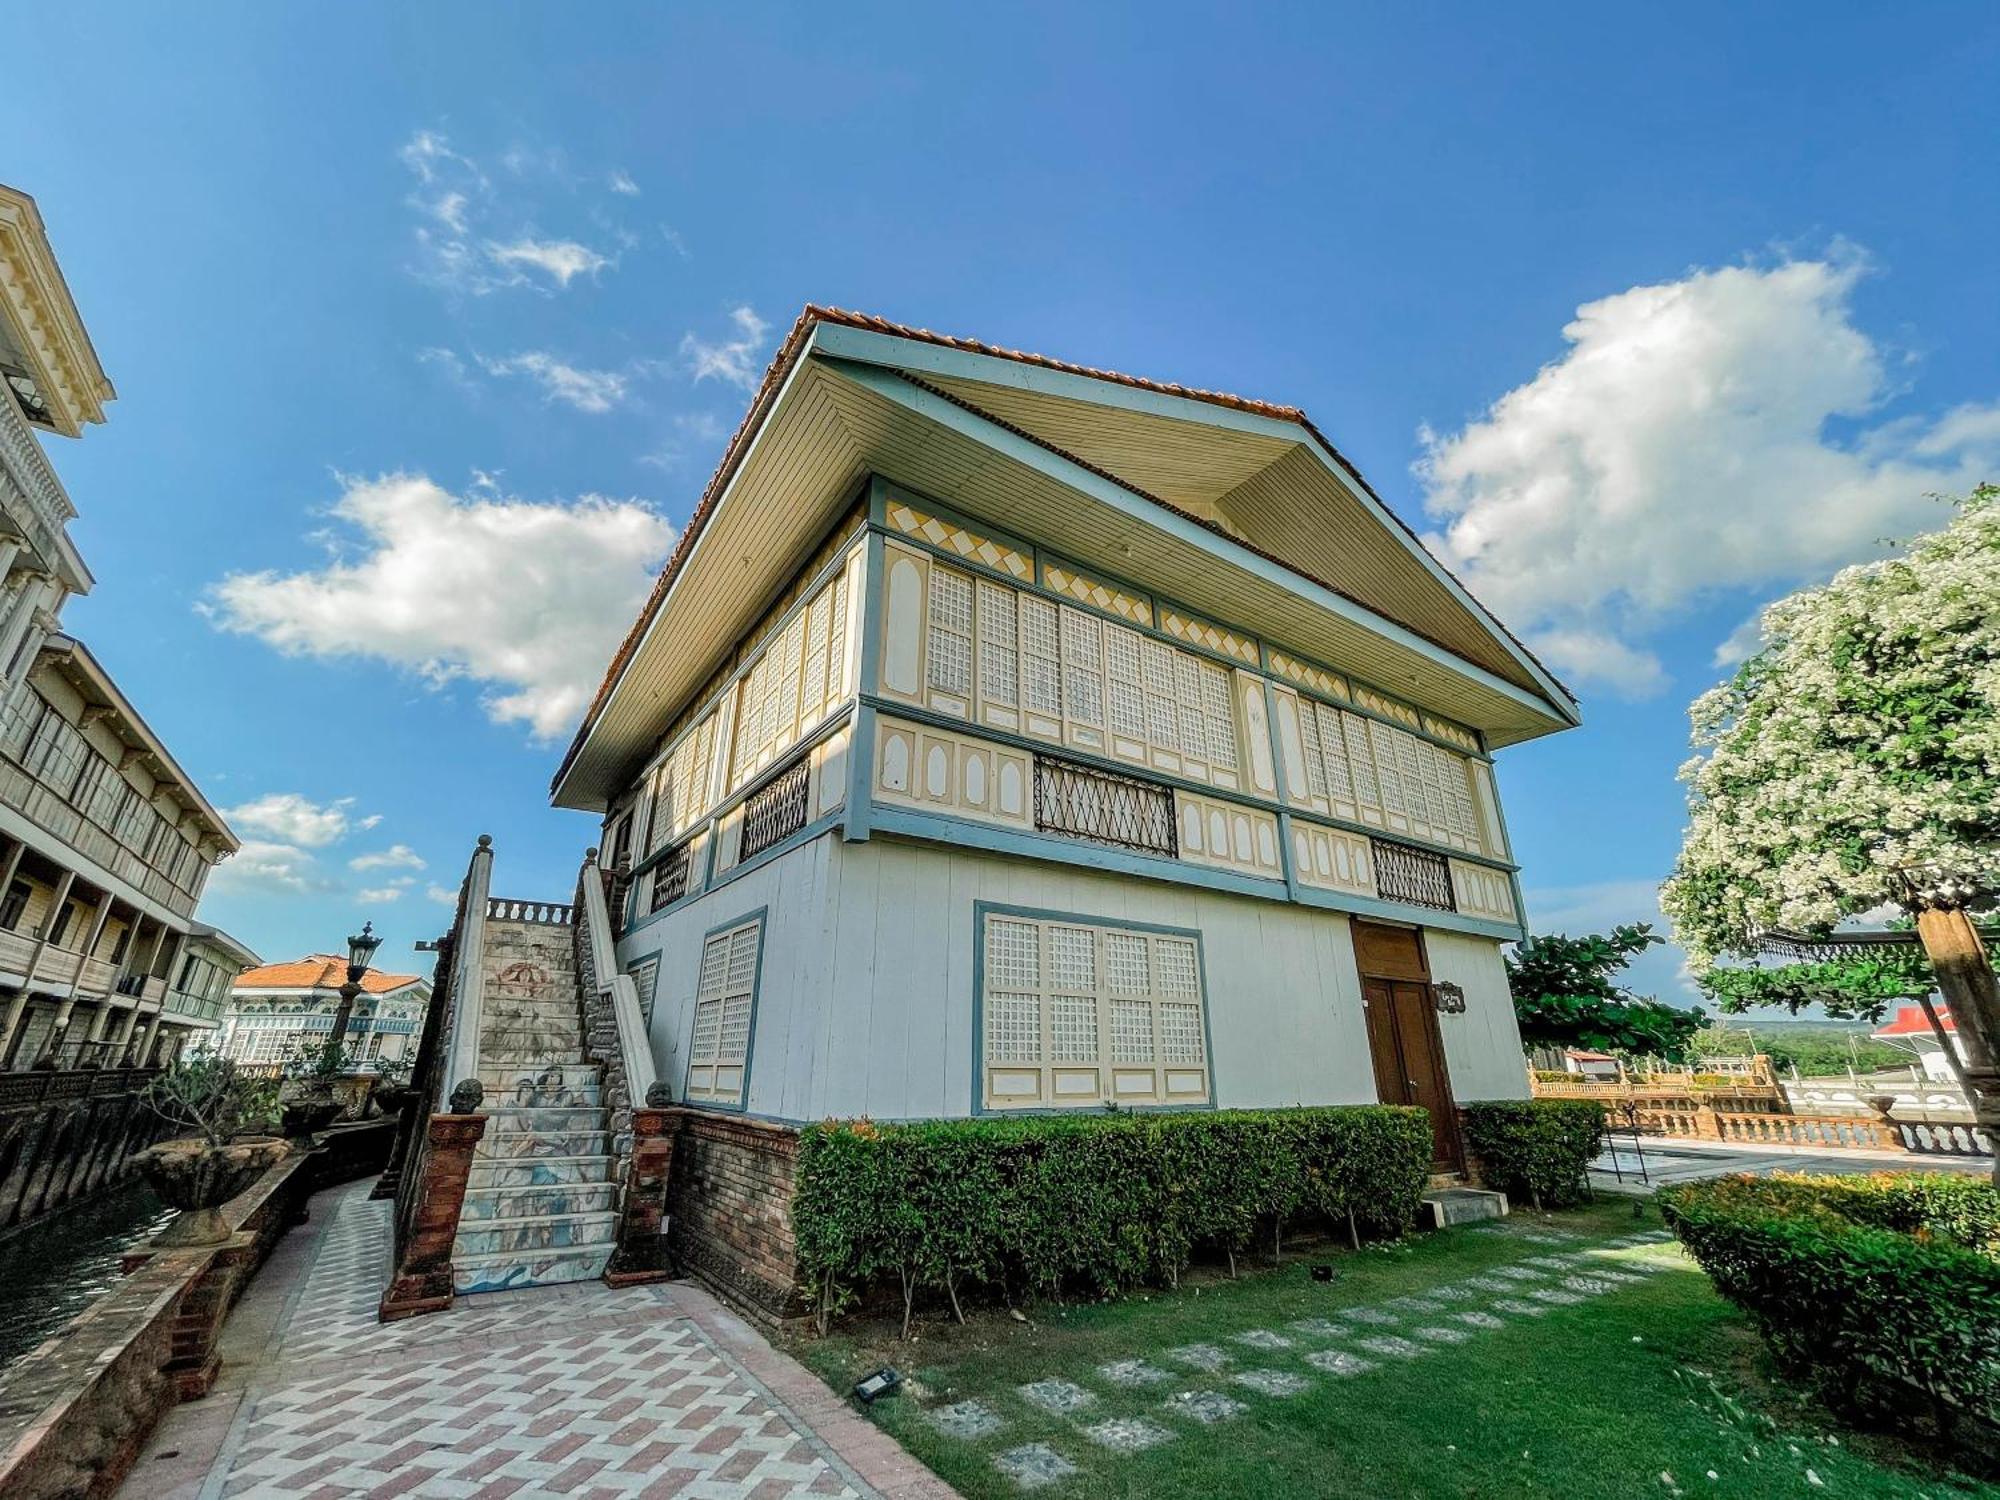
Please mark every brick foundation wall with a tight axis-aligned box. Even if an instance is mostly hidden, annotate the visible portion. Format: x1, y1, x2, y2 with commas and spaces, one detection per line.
663, 1108, 806, 1327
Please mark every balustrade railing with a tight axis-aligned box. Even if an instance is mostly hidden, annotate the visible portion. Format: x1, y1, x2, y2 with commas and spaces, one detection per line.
1033, 754, 1177, 856
1371, 838, 1455, 913
649, 839, 694, 913
1894, 1118, 1993, 1157
486, 897, 573, 925
738, 753, 811, 861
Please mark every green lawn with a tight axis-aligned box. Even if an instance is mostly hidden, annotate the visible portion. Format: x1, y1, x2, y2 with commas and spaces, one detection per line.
792, 1202, 1996, 1499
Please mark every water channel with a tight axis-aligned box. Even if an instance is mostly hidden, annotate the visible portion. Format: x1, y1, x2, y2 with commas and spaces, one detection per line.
0, 1181, 179, 1369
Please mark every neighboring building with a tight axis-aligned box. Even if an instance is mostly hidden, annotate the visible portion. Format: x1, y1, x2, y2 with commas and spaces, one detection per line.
553, 308, 1579, 1170
0, 183, 243, 1072
1873, 1003, 1964, 1084
1560, 1049, 1621, 1081
218, 955, 430, 1071
166, 922, 260, 1033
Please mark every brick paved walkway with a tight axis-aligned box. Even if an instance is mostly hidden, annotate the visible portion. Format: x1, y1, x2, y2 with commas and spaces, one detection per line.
121, 1180, 955, 1500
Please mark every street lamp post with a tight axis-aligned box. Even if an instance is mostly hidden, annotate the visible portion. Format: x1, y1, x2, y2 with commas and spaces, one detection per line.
326, 921, 383, 1063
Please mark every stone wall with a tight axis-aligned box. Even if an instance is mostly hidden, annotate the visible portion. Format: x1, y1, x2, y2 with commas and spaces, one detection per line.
663, 1108, 806, 1326
0, 1071, 169, 1235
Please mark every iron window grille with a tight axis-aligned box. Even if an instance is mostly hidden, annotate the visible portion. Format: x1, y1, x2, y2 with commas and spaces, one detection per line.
649, 838, 695, 913
739, 753, 812, 862
1371, 837, 1456, 912
1033, 754, 1178, 858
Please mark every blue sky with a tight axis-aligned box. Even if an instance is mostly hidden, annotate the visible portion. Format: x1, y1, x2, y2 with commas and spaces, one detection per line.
5, 4, 1997, 999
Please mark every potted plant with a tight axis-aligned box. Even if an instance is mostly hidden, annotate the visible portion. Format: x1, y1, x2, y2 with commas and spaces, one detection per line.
137, 1055, 286, 1246
368, 1055, 415, 1118
279, 1038, 350, 1144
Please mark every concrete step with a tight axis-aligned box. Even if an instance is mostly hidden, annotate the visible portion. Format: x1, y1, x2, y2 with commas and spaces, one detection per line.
475, 1129, 611, 1161
452, 1243, 613, 1295
466, 1154, 615, 1189
454, 1209, 620, 1256
482, 1106, 607, 1135
1422, 1186, 1509, 1228
461, 1182, 618, 1220
477, 1073, 603, 1108
477, 1062, 600, 1090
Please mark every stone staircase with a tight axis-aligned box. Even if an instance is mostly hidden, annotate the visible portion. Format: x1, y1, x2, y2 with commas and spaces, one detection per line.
451, 913, 620, 1294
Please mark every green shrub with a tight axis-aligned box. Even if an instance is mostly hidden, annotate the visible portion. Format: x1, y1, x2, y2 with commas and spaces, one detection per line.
1461, 1099, 1606, 1209
1663, 1173, 2000, 1438
792, 1106, 1432, 1333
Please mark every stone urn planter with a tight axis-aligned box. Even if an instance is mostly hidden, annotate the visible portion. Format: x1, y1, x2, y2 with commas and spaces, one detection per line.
138, 1136, 289, 1247
280, 1085, 346, 1146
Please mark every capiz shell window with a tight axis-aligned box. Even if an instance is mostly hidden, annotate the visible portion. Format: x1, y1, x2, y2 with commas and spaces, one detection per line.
685, 916, 763, 1107
978, 907, 1211, 1111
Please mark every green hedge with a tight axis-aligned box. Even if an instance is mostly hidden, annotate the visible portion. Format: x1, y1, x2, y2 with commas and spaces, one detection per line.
1663, 1173, 2000, 1437
792, 1106, 1433, 1332
1461, 1099, 1606, 1209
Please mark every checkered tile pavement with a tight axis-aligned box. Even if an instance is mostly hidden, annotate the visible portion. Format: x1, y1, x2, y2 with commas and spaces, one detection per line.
198, 1185, 869, 1499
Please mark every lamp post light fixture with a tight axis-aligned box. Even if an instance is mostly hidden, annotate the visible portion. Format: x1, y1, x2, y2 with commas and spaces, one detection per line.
326, 920, 383, 1062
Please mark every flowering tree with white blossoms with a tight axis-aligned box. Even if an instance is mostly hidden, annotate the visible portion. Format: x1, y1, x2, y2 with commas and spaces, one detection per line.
1662, 485, 2000, 1171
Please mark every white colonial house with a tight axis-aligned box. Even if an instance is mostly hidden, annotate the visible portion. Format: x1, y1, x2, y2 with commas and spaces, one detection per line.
0, 183, 244, 1072
218, 954, 431, 1071
553, 308, 1578, 1169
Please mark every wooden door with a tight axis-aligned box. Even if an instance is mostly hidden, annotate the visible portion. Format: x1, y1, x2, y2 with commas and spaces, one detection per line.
1354, 922, 1462, 1170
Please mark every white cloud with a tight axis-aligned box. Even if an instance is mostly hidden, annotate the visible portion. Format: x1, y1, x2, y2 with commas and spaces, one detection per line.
349, 844, 426, 873
608, 169, 640, 196
224, 792, 362, 849
397, 130, 616, 296
426, 882, 461, 907
206, 472, 677, 741
681, 306, 770, 391
356, 885, 406, 903
486, 237, 610, 288
1711, 612, 1768, 670
1418, 253, 2000, 697
210, 840, 334, 896
476, 351, 628, 413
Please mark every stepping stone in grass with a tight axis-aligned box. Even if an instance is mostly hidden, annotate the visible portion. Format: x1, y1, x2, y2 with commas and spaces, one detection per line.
994, 1443, 1080, 1490
1523, 1255, 1575, 1270
1427, 1284, 1474, 1302
1490, 1266, 1545, 1283
1356, 1334, 1427, 1359
930, 1400, 1005, 1439
1306, 1349, 1378, 1377
1164, 1343, 1230, 1372
1098, 1358, 1172, 1387
1018, 1379, 1096, 1416
1461, 1274, 1523, 1294
1410, 1325, 1472, 1346
1526, 1287, 1586, 1306
1384, 1295, 1445, 1315
1561, 1275, 1618, 1295
1590, 1270, 1650, 1286
1164, 1389, 1248, 1425
1232, 1368, 1311, 1397
1345, 1307, 1401, 1325
1288, 1318, 1350, 1340
1232, 1329, 1293, 1351
1083, 1416, 1174, 1452
1453, 1310, 1506, 1330
1492, 1298, 1551, 1317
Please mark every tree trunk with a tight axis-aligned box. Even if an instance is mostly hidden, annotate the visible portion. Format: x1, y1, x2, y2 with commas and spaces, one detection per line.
1913, 905, 2000, 1186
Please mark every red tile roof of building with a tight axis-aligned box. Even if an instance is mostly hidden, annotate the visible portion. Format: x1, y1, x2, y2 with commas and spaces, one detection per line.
232, 955, 423, 994
1873, 1003, 1953, 1038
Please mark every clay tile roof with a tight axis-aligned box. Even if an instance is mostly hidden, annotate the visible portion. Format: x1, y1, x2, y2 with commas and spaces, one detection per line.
232, 955, 423, 994
1873, 1003, 1953, 1038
